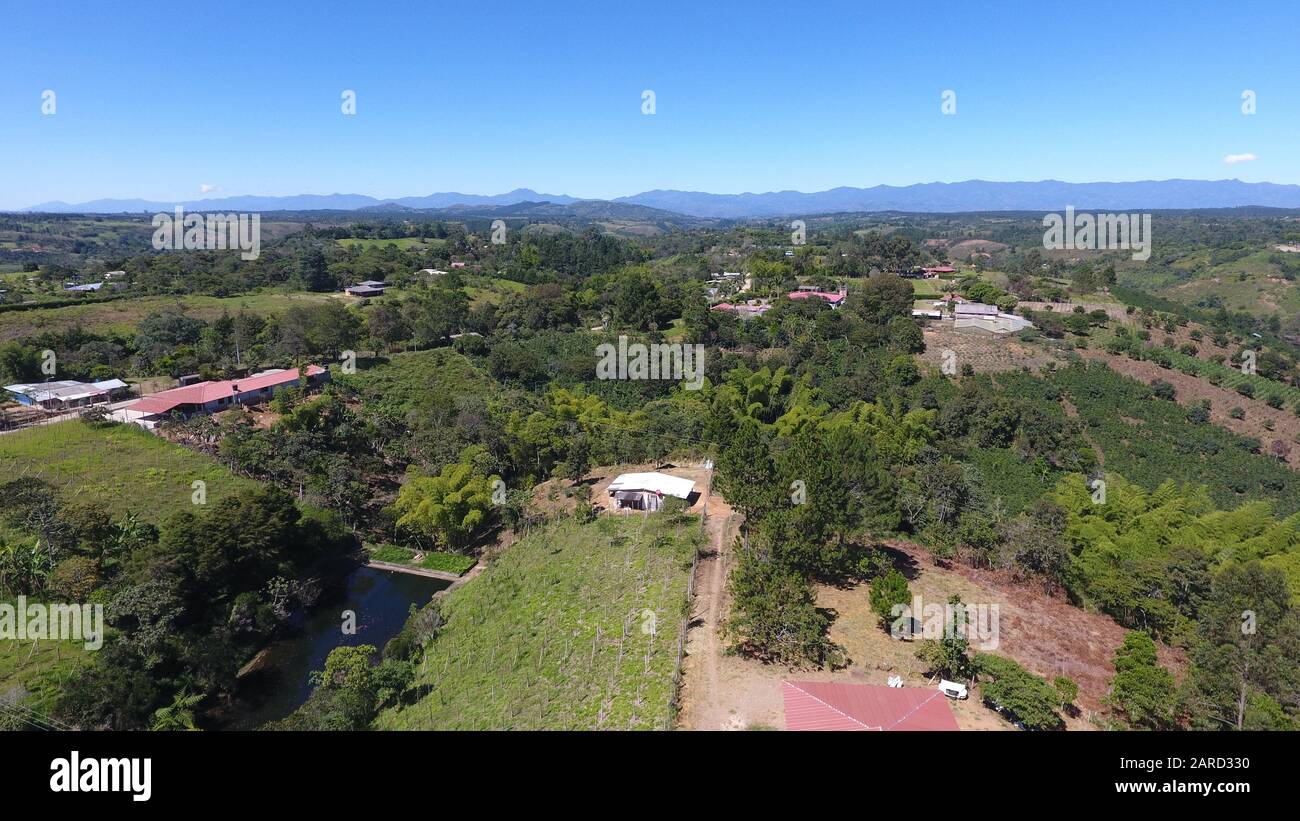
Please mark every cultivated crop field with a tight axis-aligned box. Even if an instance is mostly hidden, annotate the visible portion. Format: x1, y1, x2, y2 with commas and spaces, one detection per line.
377, 513, 702, 730
997, 364, 1300, 516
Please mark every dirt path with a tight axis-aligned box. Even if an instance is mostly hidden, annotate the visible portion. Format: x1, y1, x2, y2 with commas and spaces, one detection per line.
673, 530, 1185, 730
675, 488, 737, 729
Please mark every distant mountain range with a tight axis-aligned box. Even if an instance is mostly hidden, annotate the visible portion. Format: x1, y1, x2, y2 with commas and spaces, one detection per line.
19, 188, 578, 216
20, 179, 1300, 219
616, 180, 1300, 217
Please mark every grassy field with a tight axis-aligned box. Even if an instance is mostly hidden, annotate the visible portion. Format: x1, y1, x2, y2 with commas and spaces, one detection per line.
0, 420, 259, 524
462, 275, 526, 307
337, 348, 496, 412
910, 278, 949, 299
366, 544, 476, 575
376, 513, 701, 730
0, 613, 89, 720
464, 274, 526, 293
1119, 247, 1300, 315
0, 291, 342, 341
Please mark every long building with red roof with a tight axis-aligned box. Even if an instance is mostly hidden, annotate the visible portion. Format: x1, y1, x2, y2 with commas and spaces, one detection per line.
114, 365, 329, 428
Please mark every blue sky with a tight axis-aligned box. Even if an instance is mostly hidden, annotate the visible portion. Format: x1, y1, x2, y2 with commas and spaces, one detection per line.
1, 0, 1297, 209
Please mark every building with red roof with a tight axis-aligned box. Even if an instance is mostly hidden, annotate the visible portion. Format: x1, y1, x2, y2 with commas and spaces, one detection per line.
787, 290, 845, 308
115, 365, 329, 428
711, 300, 771, 318
781, 680, 959, 731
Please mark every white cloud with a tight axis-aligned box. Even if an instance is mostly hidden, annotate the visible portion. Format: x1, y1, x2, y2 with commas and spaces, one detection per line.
1223, 153, 1258, 165
199, 183, 221, 194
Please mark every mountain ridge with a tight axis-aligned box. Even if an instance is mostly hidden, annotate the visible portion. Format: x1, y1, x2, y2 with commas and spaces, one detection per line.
19, 179, 1300, 218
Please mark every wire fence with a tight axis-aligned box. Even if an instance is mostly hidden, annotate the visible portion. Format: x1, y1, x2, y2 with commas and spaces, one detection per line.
664, 461, 712, 730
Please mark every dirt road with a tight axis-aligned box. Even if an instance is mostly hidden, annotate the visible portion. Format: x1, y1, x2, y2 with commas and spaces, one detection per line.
675, 488, 738, 729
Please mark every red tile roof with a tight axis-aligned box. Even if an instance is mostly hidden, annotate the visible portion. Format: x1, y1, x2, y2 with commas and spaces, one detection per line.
781, 681, 959, 731
787, 290, 845, 304
125, 365, 326, 416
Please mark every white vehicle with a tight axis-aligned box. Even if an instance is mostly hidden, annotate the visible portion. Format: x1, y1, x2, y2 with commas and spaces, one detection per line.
939, 680, 968, 700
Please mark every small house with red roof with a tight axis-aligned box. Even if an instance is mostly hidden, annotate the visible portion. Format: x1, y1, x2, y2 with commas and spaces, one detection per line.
711, 300, 772, 319
781, 680, 959, 731
787, 287, 846, 308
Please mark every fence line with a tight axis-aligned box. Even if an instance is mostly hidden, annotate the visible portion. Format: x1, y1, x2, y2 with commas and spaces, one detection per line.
664, 461, 712, 730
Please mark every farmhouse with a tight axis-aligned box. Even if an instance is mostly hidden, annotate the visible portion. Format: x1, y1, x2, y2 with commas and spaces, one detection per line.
3, 379, 126, 411
781, 681, 959, 731
606, 472, 696, 511
63, 282, 104, 293
787, 288, 846, 308
711, 300, 771, 318
114, 365, 329, 428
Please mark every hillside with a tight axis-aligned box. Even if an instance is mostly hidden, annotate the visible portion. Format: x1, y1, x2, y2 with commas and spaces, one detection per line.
0, 419, 260, 524
376, 513, 702, 730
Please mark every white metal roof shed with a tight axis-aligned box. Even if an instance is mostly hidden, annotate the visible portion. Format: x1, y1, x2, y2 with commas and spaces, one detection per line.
606, 472, 696, 499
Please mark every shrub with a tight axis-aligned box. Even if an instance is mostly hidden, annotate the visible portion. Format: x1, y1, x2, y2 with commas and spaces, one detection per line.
49, 556, 101, 602
974, 653, 1064, 730
869, 568, 911, 629
369, 543, 416, 563
1106, 632, 1177, 729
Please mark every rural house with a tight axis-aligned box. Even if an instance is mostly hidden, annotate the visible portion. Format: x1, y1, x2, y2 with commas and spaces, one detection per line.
781, 681, 959, 731
787, 287, 846, 308
345, 280, 387, 296
115, 365, 329, 428
606, 472, 696, 511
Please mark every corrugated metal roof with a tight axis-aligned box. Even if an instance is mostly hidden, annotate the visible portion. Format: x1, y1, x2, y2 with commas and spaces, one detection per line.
606, 472, 695, 499
781, 681, 959, 731
5, 380, 109, 403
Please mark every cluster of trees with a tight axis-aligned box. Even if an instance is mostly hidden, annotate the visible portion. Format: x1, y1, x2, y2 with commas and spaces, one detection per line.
215, 392, 375, 527
0, 301, 363, 384
0, 478, 353, 729
709, 277, 937, 665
